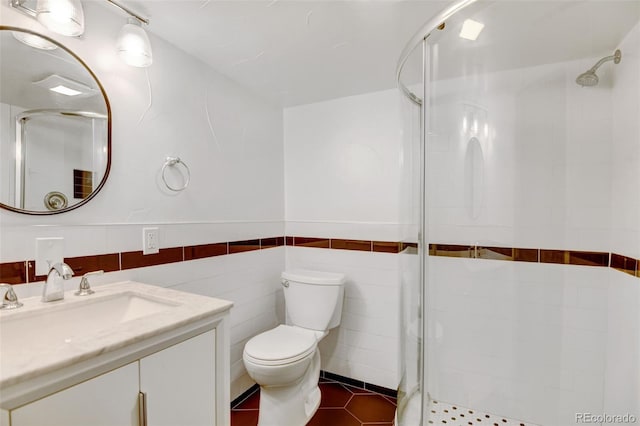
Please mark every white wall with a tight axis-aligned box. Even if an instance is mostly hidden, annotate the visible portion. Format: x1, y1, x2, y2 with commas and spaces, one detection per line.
604, 20, 640, 418
284, 89, 405, 389
284, 89, 404, 241
425, 22, 640, 425
0, 2, 285, 399
427, 57, 613, 251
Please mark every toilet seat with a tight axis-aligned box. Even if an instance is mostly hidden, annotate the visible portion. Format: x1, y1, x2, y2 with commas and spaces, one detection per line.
244, 325, 318, 366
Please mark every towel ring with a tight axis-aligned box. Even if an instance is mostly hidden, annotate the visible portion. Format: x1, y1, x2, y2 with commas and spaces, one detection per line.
161, 157, 190, 192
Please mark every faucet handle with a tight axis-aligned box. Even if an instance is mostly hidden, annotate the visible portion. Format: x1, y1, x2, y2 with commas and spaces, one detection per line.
74, 270, 103, 296
0, 283, 24, 310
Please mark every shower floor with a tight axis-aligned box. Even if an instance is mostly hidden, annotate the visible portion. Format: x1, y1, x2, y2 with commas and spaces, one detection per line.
427, 400, 540, 426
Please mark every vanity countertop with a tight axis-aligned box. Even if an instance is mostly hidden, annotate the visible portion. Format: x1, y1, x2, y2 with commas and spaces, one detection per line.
0, 281, 232, 405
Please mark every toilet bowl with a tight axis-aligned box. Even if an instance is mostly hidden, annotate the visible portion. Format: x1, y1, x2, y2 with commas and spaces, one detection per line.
242, 269, 345, 426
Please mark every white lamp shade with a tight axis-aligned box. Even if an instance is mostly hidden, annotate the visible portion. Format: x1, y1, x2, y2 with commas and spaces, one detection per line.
117, 20, 153, 67
11, 31, 58, 50
36, 0, 85, 37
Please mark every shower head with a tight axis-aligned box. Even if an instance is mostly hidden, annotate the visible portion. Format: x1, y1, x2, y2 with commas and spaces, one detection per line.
576, 70, 599, 87
576, 49, 622, 87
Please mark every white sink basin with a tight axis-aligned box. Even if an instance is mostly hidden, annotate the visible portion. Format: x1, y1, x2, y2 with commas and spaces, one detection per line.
0, 281, 233, 410
0, 292, 178, 350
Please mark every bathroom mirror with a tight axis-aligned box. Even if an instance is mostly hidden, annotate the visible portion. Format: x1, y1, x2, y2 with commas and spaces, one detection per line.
0, 27, 111, 215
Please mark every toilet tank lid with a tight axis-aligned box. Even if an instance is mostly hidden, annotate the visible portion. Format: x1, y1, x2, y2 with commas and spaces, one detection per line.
282, 269, 346, 285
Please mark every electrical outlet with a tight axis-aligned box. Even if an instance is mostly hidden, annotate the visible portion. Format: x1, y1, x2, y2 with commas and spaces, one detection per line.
142, 227, 159, 255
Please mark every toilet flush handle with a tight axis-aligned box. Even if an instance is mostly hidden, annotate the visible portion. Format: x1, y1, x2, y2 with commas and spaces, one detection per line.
282, 279, 290, 288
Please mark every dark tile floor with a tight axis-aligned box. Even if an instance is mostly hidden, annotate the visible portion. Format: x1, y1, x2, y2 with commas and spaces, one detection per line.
231, 378, 396, 426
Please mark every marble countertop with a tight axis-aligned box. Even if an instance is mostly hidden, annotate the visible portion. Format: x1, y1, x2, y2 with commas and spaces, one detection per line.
0, 281, 233, 398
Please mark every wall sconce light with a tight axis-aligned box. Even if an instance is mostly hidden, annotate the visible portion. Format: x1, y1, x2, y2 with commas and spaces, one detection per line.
116, 17, 153, 67
35, 0, 85, 36
107, 0, 153, 67
11, 30, 58, 50
9, 0, 153, 67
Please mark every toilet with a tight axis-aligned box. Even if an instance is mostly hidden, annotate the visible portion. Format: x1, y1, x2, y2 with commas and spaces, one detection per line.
242, 269, 346, 426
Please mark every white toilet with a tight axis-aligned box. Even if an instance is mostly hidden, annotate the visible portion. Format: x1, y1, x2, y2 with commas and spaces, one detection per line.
242, 269, 346, 426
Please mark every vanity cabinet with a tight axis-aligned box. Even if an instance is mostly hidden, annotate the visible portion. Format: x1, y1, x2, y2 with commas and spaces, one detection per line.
10, 363, 139, 426
8, 330, 216, 426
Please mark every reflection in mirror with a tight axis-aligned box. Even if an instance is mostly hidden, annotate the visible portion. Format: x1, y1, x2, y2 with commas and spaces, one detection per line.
0, 27, 110, 214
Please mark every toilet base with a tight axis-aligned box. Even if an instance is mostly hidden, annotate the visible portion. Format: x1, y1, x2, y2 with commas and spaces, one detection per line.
256, 350, 321, 426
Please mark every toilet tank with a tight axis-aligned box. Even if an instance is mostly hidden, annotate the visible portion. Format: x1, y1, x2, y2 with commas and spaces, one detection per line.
281, 269, 346, 332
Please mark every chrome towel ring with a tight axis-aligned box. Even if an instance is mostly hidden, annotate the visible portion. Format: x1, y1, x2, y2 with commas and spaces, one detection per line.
161, 156, 190, 192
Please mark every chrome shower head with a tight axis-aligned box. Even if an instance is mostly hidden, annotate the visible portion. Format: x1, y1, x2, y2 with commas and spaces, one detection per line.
576, 49, 622, 87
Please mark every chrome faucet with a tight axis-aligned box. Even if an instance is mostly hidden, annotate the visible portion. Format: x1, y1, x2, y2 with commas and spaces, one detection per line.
0, 283, 23, 310
42, 262, 74, 302
75, 270, 103, 296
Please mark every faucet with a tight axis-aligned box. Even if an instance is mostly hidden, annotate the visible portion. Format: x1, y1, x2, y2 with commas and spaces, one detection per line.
75, 270, 103, 296
0, 284, 23, 310
42, 262, 74, 302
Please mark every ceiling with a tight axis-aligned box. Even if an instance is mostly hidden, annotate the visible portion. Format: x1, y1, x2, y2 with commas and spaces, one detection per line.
106, 0, 639, 108
115, 0, 448, 107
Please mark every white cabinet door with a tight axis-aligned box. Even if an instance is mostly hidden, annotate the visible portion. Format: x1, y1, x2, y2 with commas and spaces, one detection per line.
11, 362, 139, 426
140, 330, 216, 426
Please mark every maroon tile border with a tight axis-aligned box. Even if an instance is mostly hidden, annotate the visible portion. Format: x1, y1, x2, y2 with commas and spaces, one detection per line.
540, 249, 609, 267
0, 261, 28, 285
429, 244, 472, 257
293, 237, 330, 248
569, 250, 609, 267
184, 243, 228, 261
65, 253, 120, 274
260, 237, 285, 249
428, 242, 639, 279
611, 253, 638, 277
3, 236, 639, 284
121, 247, 184, 270
514, 248, 539, 263
229, 239, 261, 254
373, 241, 403, 254
331, 239, 371, 252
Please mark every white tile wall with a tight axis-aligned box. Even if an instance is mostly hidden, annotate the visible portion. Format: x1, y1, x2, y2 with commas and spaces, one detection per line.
284, 89, 403, 226
428, 256, 612, 426
283, 89, 406, 390
428, 56, 615, 251
0, 2, 285, 400
286, 246, 399, 389
604, 20, 640, 419
425, 17, 640, 425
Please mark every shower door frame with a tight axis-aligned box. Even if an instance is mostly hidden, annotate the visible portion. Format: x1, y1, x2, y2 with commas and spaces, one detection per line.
395, 1, 479, 424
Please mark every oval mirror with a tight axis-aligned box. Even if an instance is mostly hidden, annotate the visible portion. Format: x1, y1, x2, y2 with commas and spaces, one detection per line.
0, 26, 111, 215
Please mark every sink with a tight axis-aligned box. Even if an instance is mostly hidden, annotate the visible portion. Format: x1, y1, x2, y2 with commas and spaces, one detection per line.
0, 291, 179, 358
0, 280, 233, 410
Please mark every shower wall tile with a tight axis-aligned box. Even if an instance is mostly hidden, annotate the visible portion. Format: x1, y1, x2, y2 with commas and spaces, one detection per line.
428, 256, 612, 425
605, 19, 640, 419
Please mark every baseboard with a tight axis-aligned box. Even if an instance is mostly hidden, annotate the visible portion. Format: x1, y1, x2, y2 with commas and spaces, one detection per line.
321, 370, 398, 398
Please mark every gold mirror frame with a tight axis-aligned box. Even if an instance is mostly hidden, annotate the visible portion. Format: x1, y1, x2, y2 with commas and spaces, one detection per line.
0, 26, 111, 215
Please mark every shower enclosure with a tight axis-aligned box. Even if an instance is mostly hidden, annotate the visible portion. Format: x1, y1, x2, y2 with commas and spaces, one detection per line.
397, 1, 640, 425
2, 109, 107, 211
